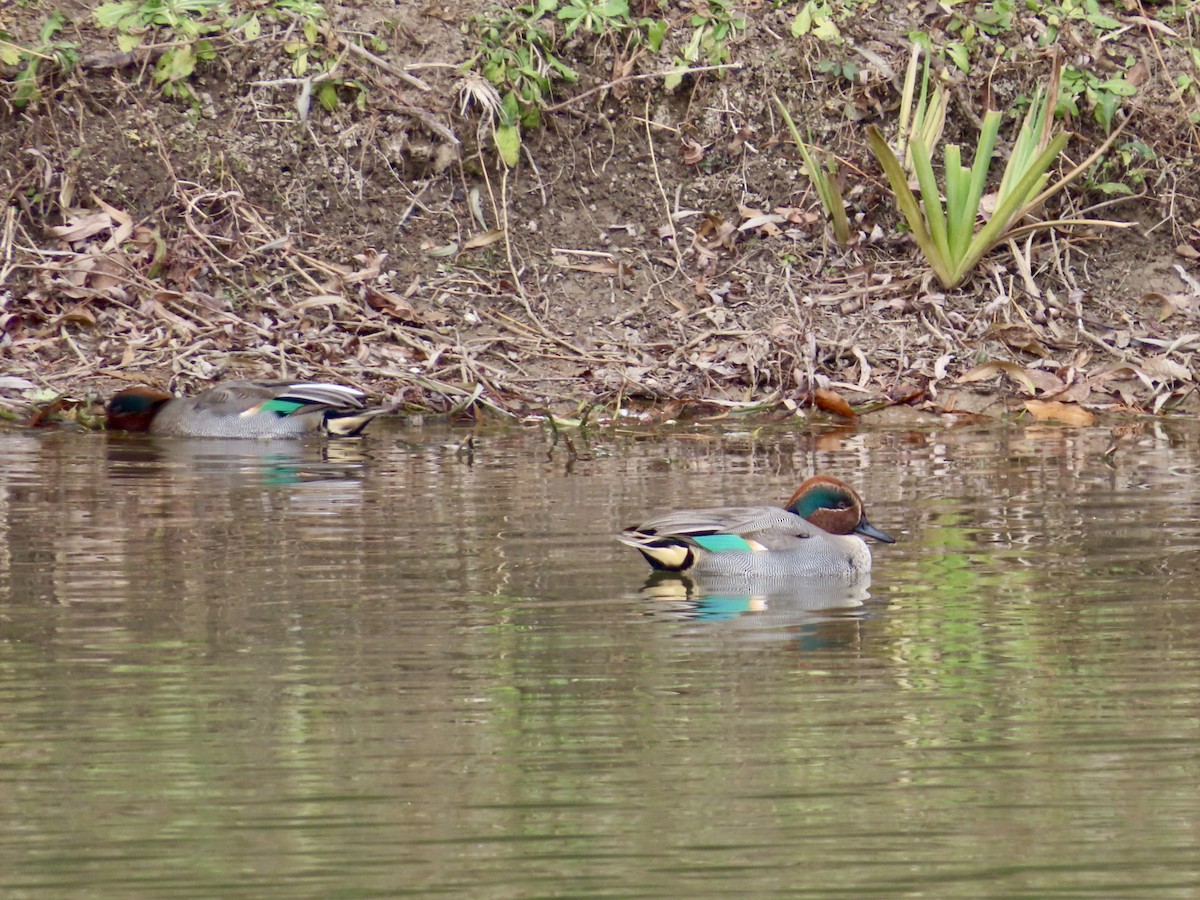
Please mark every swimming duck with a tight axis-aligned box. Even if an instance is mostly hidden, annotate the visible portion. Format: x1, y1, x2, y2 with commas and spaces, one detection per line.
105, 381, 384, 438
619, 475, 894, 579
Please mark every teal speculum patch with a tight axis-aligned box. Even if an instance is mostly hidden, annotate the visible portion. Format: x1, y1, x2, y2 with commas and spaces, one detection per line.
259, 398, 308, 417
693, 534, 757, 553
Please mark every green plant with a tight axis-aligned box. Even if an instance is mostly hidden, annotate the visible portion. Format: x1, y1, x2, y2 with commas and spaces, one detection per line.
558, 0, 629, 36
971, 0, 1014, 35
790, 0, 842, 43
773, 96, 851, 245
1084, 139, 1156, 195
3, 12, 79, 109
895, 43, 948, 175
664, 0, 745, 90
468, 0, 579, 166
93, 0, 331, 104
1023, 0, 1121, 43
1059, 64, 1137, 132
868, 69, 1074, 288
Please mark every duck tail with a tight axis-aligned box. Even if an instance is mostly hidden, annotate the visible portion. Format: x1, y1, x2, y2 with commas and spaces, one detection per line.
617, 532, 695, 571
323, 407, 387, 437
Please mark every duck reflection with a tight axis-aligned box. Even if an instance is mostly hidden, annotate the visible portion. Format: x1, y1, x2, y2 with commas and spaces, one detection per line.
104, 434, 371, 486
640, 571, 873, 647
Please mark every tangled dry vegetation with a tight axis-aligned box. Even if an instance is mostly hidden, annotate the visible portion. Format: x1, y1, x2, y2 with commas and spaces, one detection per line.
2, 0, 1200, 430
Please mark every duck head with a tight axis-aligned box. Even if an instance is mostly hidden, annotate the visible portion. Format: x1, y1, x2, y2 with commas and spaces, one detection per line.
105, 386, 173, 432
786, 475, 895, 543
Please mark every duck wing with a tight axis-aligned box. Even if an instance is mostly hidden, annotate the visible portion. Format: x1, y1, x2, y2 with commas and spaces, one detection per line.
621, 505, 822, 544
194, 381, 367, 415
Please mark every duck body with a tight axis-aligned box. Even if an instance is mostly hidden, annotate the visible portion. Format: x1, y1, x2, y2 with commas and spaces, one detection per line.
106, 381, 382, 438
619, 475, 894, 580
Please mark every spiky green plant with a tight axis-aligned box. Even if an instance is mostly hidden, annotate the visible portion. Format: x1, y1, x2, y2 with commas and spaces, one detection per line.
896, 44, 947, 175
774, 96, 851, 245
868, 69, 1073, 288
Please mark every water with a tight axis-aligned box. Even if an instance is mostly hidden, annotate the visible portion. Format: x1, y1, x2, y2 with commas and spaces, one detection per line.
1, 419, 1199, 898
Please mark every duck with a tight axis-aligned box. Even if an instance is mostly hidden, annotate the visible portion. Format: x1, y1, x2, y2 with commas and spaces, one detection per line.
105, 381, 384, 438
618, 475, 894, 579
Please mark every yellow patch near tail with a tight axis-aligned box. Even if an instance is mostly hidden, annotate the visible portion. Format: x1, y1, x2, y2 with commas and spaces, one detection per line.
643, 545, 691, 570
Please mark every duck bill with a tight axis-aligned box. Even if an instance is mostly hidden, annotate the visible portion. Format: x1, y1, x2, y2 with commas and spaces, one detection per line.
855, 516, 895, 544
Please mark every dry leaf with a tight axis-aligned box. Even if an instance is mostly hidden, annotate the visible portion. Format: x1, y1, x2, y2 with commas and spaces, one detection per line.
985, 323, 1050, 357
1176, 244, 1200, 260
93, 197, 134, 250
54, 305, 98, 328
1024, 400, 1095, 426
679, 140, 706, 165
813, 388, 856, 419
1024, 368, 1068, 394
1046, 380, 1092, 404
738, 210, 786, 233
1141, 355, 1192, 382
364, 287, 423, 323
462, 229, 504, 251
957, 360, 1038, 395
48, 212, 113, 243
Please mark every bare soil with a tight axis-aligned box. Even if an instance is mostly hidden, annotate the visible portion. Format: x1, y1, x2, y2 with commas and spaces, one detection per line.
2, 0, 1199, 428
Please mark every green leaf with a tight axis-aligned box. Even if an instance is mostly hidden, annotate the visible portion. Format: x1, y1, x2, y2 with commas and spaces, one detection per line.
547, 55, 578, 82
867, 126, 952, 287
1098, 77, 1137, 97
664, 62, 685, 91
1095, 91, 1119, 131
13, 62, 41, 109
244, 13, 261, 40
791, 3, 813, 37
116, 32, 141, 52
94, 2, 138, 28
37, 10, 65, 42
495, 123, 521, 167
812, 18, 840, 42
500, 90, 521, 126
171, 44, 196, 80
645, 19, 668, 52
946, 42, 969, 73
318, 80, 339, 111
910, 132, 951, 269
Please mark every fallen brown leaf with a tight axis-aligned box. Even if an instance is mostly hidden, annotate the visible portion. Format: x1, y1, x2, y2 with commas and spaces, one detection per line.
364, 287, 423, 323
1024, 400, 1096, 426
813, 388, 856, 419
679, 140, 706, 165
957, 360, 1038, 395
462, 229, 504, 251
1142, 355, 1192, 382
48, 212, 113, 243
985, 323, 1051, 357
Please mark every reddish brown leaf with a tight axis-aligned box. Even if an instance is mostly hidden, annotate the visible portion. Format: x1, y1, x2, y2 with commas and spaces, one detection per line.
813, 388, 857, 419
1024, 400, 1096, 426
